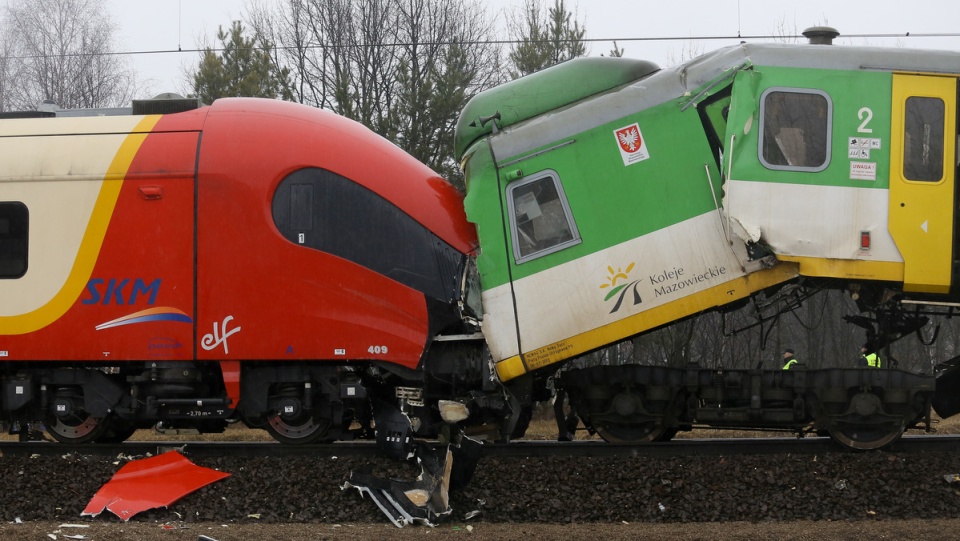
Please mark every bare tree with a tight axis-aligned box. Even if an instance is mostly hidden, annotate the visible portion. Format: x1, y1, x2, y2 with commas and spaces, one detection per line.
0, 0, 139, 111
0, 27, 11, 111
247, 0, 502, 185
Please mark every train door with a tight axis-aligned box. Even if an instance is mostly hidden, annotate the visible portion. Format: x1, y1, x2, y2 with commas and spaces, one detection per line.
888, 74, 958, 294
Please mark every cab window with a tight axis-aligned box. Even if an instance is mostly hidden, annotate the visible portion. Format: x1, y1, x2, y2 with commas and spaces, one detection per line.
507, 171, 580, 263
759, 88, 832, 172
903, 96, 945, 182
0, 201, 28, 279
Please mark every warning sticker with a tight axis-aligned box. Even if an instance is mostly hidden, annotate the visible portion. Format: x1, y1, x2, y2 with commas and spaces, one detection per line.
850, 161, 877, 181
614, 123, 650, 166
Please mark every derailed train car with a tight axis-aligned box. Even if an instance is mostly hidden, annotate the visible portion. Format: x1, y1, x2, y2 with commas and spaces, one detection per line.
0, 98, 509, 450
455, 28, 960, 449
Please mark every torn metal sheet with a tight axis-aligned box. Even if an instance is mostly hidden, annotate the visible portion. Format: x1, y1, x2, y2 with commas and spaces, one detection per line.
82, 450, 230, 521
343, 437, 482, 528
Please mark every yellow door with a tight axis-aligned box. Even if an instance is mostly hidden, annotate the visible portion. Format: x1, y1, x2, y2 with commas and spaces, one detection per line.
889, 74, 957, 293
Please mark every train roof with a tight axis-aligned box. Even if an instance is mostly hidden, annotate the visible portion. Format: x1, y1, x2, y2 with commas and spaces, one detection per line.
466, 41, 960, 164
454, 57, 660, 161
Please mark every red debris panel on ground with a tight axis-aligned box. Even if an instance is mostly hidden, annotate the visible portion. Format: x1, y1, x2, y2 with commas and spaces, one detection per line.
82, 450, 230, 521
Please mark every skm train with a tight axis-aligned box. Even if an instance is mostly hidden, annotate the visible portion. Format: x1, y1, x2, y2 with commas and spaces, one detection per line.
0, 97, 502, 452
1, 28, 960, 455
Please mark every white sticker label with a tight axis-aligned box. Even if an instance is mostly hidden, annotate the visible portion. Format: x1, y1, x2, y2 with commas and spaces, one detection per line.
334, 348, 346, 356
15, 386, 23, 395
850, 162, 877, 181
613, 123, 650, 166
0, 351, 7, 357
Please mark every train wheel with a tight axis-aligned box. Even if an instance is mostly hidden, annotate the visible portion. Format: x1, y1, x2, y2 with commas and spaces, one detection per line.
595, 420, 668, 443
262, 383, 335, 444
45, 388, 109, 444
826, 424, 902, 450
825, 392, 904, 450
265, 411, 332, 444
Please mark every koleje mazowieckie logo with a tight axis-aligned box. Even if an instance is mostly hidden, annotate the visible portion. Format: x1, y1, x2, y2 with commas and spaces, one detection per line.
600, 263, 642, 314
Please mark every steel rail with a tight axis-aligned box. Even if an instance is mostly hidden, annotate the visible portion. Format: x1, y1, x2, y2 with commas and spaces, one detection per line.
1, 434, 956, 459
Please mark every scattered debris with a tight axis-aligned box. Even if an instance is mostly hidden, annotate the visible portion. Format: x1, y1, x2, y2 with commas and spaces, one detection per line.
944, 473, 960, 484
82, 450, 230, 521
343, 437, 482, 527
835, 479, 848, 490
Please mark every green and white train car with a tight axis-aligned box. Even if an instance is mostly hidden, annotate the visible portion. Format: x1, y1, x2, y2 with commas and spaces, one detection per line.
455, 32, 960, 448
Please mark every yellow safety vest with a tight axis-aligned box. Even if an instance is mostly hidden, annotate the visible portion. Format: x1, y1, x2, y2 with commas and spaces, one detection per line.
864, 352, 881, 368
782, 358, 798, 370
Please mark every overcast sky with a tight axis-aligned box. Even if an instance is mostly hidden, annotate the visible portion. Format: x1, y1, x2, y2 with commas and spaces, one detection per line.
108, 0, 960, 97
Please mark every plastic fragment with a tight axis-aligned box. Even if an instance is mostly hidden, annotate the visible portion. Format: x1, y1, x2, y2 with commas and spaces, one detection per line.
82, 451, 230, 521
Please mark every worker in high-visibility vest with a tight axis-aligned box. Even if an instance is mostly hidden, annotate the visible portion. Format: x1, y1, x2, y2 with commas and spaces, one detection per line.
781, 348, 798, 370
859, 344, 881, 368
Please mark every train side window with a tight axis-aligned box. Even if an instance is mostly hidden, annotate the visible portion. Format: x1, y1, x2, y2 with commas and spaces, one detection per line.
271, 168, 465, 303
507, 171, 580, 263
903, 96, 945, 182
0, 202, 29, 279
759, 88, 832, 172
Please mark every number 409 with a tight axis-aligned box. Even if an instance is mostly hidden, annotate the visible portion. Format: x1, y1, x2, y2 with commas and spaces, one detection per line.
368, 345, 389, 354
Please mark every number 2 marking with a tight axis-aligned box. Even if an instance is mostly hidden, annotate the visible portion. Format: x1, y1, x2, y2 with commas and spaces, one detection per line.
857, 107, 874, 133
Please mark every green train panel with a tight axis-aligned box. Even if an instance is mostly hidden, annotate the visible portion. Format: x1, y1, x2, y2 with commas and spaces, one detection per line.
456, 43, 959, 384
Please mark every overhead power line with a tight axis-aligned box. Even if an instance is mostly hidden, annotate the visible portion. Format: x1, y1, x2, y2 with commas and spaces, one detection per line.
3, 31, 960, 61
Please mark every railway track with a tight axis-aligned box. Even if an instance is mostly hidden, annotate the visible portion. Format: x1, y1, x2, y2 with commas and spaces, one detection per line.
2, 434, 957, 459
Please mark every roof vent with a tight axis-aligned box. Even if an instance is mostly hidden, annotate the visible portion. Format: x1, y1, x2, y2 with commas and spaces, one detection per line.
802, 26, 840, 45
132, 94, 204, 115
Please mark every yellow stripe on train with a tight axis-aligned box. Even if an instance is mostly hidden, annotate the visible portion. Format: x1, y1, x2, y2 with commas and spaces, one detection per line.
0, 116, 161, 335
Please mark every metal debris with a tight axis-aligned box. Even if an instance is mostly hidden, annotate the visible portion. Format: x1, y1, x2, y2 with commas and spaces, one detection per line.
343, 437, 482, 527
